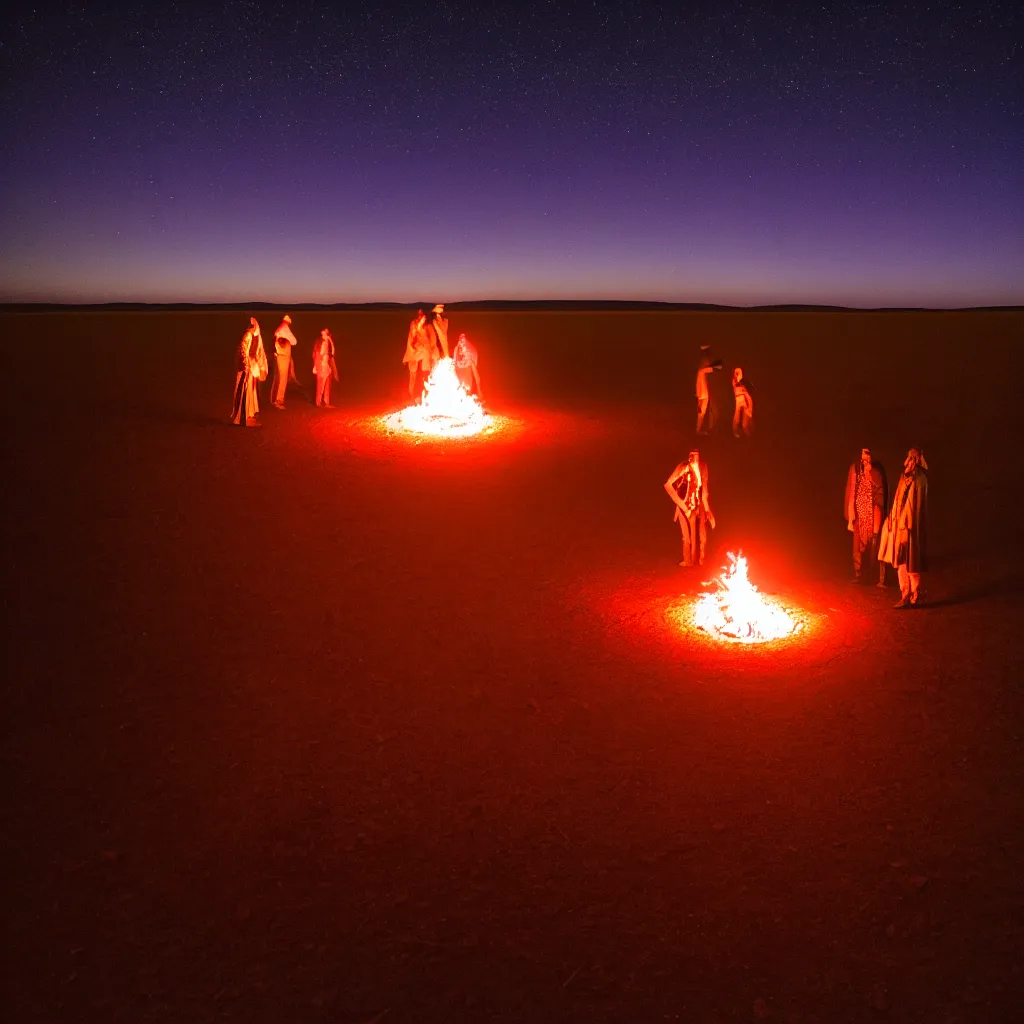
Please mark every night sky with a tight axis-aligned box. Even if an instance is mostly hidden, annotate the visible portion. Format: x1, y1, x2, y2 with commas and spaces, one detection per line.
2, 1, 1021, 306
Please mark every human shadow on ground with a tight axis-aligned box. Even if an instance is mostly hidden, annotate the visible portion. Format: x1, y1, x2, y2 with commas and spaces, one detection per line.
925, 571, 1024, 608
73, 396, 228, 428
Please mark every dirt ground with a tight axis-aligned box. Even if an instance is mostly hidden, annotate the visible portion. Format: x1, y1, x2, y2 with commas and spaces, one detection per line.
3, 309, 1023, 1023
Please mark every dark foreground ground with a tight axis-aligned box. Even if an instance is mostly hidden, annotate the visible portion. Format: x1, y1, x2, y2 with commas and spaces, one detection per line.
3, 310, 1024, 1023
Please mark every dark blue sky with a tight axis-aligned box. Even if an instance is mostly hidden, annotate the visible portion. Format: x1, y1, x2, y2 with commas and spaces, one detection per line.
2, 1, 1021, 305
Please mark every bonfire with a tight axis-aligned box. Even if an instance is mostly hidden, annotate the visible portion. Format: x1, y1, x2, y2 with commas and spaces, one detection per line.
694, 552, 797, 644
384, 357, 491, 438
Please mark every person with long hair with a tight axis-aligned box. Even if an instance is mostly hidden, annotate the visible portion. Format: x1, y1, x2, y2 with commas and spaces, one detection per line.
312, 328, 337, 408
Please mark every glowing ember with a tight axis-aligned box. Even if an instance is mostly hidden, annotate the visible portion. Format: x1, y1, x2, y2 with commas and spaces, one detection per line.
384, 357, 491, 438
694, 552, 797, 643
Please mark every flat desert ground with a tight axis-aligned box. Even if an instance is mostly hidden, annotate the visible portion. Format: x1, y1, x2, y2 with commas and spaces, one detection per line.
4, 309, 1024, 1023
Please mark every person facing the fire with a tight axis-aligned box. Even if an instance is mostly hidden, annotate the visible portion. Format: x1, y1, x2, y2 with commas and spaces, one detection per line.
844, 447, 888, 586
878, 447, 929, 609
731, 367, 754, 436
312, 328, 337, 408
271, 314, 298, 409
665, 449, 716, 567
453, 333, 482, 398
695, 345, 723, 434
231, 324, 268, 426
429, 303, 450, 359
403, 309, 436, 398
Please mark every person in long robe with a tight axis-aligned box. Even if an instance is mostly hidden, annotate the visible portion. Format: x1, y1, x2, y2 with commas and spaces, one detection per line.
403, 309, 435, 398
731, 367, 754, 437
429, 304, 450, 359
312, 328, 337, 408
844, 447, 888, 586
665, 449, 716, 567
271, 314, 298, 409
453, 333, 482, 398
695, 345, 722, 434
878, 447, 929, 609
231, 327, 268, 426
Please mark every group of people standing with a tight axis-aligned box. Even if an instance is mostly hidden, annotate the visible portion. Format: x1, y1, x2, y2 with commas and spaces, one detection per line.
231, 306, 485, 428
664, 344, 750, 572
402, 304, 483, 400
668, 344, 930, 610
230, 316, 338, 426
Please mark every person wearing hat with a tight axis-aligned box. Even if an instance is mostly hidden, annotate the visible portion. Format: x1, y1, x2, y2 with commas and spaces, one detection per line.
429, 303, 450, 359
879, 447, 929, 609
844, 447, 888, 586
664, 449, 716, 568
271, 314, 298, 409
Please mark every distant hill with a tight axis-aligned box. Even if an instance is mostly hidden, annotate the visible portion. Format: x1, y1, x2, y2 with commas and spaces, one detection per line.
1, 300, 1021, 313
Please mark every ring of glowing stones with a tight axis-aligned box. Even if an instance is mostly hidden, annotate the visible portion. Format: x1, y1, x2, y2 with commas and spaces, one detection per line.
383, 357, 493, 438
692, 552, 800, 644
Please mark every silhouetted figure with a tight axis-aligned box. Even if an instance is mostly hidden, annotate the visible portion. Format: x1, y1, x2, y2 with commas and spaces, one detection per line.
695, 345, 723, 434
429, 303, 450, 359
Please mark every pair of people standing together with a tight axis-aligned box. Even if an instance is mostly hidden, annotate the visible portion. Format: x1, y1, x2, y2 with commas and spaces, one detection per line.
845, 446, 929, 609
268, 315, 338, 410
403, 303, 483, 400
695, 346, 753, 438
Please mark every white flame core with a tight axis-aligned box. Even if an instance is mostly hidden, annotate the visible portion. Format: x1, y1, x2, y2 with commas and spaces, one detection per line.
384, 357, 491, 438
694, 553, 797, 643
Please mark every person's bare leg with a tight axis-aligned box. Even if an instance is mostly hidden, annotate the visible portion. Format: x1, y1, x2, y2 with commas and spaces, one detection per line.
895, 565, 911, 608
872, 534, 886, 587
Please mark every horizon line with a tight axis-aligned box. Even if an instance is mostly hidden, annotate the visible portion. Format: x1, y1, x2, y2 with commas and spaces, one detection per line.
2, 299, 1022, 314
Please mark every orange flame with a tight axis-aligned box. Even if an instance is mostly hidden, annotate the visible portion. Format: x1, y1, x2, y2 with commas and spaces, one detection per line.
384, 357, 491, 438
694, 553, 797, 643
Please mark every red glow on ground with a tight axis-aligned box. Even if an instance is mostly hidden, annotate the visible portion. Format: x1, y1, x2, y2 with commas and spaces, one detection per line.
308, 402, 608, 456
